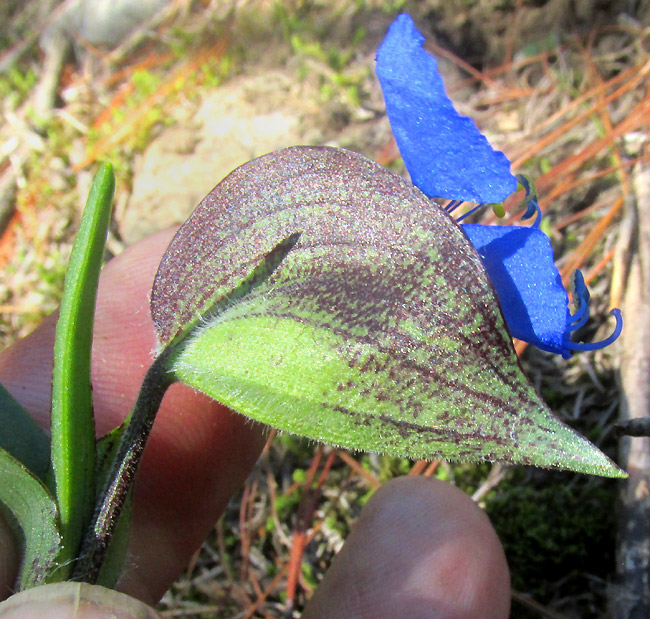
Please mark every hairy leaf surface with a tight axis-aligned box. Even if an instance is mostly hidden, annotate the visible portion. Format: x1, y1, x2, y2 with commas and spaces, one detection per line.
152, 146, 623, 477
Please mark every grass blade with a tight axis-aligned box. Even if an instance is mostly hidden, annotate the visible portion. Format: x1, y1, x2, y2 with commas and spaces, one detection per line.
49, 163, 115, 579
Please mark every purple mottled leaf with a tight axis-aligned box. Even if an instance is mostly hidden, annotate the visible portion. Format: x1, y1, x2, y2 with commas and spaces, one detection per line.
150, 146, 623, 476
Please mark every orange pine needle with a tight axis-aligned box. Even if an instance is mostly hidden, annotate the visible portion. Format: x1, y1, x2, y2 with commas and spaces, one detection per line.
102, 51, 175, 88
425, 40, 511, 93
584, 246, 616, 286
285, 449, 335, 608
509, 60, 649, 167
336, 451, 381, 489
561, 196, 624, 283
409, 460, 428, 475
91, 82, 135, 130
423, 460, 440, 477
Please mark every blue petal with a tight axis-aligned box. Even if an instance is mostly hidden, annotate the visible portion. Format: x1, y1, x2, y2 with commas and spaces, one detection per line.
376, 14, 517, 203
462, 224, 571, 355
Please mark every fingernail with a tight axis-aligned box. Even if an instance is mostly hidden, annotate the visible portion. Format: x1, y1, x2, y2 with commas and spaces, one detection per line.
0, 582, 161, 618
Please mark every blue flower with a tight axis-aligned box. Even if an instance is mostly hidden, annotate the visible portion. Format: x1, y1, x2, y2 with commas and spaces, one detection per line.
376, 13, 622, 358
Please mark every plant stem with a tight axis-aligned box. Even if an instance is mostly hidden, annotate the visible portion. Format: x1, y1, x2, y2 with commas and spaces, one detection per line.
71, 351, 174, 584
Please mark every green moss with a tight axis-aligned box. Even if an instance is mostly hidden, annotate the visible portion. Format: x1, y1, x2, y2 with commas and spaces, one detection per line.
487, 470, 616, 611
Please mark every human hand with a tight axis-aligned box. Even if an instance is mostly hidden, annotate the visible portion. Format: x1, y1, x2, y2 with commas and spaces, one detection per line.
0, 229, 510, 618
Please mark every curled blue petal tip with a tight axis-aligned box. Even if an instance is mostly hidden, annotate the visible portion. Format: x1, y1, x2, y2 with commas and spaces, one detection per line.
376, 14, 518, 204
562, 309, 623, 357
517, 174, 542, 228
562, 269, 622, 356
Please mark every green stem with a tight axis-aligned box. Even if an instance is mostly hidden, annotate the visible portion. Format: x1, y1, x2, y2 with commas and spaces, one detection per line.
71, 352, 174, 584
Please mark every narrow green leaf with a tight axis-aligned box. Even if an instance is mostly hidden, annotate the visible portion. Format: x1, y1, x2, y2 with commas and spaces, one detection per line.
49, 163, 115, 579
152, 146, 624, 478
0, 448, 61, 590
0, 382, 50, 481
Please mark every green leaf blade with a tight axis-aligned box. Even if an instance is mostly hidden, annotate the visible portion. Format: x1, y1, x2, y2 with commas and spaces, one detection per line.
155, 146, 624, 478
0, 382, 50, 481
50, 163, 115, 579
0, 448, 61, 590
171, 277, 623, 478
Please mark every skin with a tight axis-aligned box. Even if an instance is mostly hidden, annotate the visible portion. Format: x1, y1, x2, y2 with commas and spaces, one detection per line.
0, 229, 510, 618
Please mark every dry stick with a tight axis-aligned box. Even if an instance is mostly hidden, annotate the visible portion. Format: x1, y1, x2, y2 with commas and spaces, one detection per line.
285, 449, 337, 610
238, 478, 256, 584
617, 417, 650, 438
613, 162, 650, 619
0, 0, 69, 74
243, 563, 290, 619
245, 471, 348, 619
611, 199, 637, 310
471, 463, 508, 503
103, 0, 185, 66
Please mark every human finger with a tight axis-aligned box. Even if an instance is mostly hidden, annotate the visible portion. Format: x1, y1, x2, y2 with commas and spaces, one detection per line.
0, 229, 267, 604
303, 476, 510, 619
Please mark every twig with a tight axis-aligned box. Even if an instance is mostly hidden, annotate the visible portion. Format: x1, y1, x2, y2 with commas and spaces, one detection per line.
471, 463, 508, 503
615, 417, 650, 438
0, 0, 59, 74
105, 0, 187, 66
511, 590, 574, 619
613, 162, 650, 618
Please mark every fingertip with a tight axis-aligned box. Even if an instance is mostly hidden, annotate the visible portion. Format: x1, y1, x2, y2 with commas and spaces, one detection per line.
304, 476, 510, 619
0, 583, 160, 618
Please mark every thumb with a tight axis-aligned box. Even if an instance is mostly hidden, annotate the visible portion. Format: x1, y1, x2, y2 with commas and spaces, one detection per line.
0, 583, 160, 618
